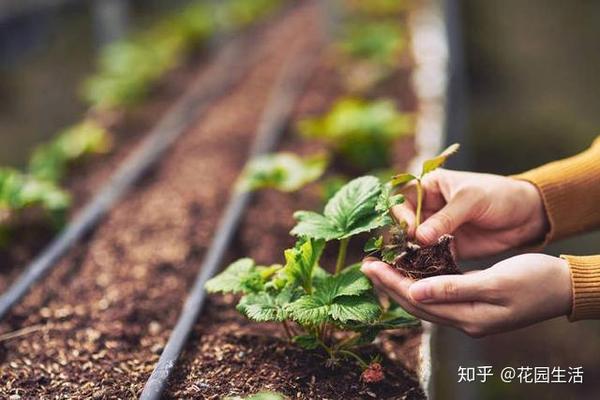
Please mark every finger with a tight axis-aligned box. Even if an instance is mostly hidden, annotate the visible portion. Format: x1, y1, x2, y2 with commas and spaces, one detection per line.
391, 203, 416, 237
408, 272, 489, 304
416, 189, 477, 244
361, 261, 458, 325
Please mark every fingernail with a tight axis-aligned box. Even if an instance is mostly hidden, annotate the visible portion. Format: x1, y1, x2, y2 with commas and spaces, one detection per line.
409, 281, 432, 302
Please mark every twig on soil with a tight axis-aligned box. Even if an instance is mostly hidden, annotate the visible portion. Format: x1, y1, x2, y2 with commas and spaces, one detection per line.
0, 323, 45, 343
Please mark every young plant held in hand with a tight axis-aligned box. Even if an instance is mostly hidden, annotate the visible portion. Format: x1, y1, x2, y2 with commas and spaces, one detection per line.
367, 144, 463, 279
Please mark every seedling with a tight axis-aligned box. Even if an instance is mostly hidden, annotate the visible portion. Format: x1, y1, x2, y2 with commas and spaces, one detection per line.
206, 176, 419, 375
337, 21, 405, 67
297, 98, 412, 171
236, 152, 328, 193
390, 143, 460, 228
28, 120, 112, 183
225, 392, 286, 400
366, 144, 462, 278
0, 167, 70, 244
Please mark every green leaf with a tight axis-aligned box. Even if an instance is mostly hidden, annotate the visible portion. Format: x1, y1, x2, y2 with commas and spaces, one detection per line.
291, 176, 389, 241
390, 172, 416, 187
205, 258, 259, 294
338, 21, 405, 66
287, 269, 380, 325
284, 238, 325, 293
236, 152, 328, 193
421, 143, 460, 177
375, 182, 404, 214
329, 295, 381, 324
364, 235, 383, 252
236, 287, 297, 322
29, 120, 112, 183
285, 295, 331, 325
317, 267, 372, 300
297, 98, 413, 170
292, 334, 320, 350
348, 303, 420, 343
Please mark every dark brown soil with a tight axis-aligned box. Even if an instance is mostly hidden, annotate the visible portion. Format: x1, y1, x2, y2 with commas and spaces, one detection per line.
0, 30, 216, 294
0, 4, 321, 398
394, 234, 462, 279
165, 295, 424, 400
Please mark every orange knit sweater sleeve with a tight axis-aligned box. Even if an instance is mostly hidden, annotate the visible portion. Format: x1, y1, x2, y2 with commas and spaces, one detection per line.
514, 136, 600, 321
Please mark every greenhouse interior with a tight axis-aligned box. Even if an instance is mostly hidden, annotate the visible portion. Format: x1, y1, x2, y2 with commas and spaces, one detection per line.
0, 0, 598, 399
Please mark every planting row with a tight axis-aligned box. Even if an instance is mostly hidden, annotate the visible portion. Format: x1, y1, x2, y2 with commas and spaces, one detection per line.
0, 0, 437, 398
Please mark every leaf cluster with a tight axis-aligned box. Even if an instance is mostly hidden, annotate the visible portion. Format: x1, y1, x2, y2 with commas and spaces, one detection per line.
83, 0, 282, 109
338, 21, 406, 66
236, 152, 328, 193
0, 168, 70, 228
206, 176, 418, 359
28, 120, 112, 183
297, 98, 412, 170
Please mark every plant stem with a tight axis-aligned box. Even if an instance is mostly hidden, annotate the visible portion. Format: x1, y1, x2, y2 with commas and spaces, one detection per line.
335, 238, 349, 275
338, 349, 369, 369
415, 179, 423, 229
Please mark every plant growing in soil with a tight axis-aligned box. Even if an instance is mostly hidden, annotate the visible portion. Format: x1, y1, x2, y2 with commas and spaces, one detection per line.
365, 144, 463, 279
297, 98, 412, 171
206, 176, 419, 377
236, 152, 328, 192
28, 120, 112, 183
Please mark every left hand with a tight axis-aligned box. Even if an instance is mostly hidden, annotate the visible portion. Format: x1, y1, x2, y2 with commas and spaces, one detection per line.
361, 254, 573, 337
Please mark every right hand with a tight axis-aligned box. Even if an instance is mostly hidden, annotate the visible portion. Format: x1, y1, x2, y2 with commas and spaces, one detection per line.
393, 169, 549, 259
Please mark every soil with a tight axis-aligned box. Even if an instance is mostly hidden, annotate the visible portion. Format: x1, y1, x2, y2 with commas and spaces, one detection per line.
0, 2, 425, 399
393, 234, 462, 279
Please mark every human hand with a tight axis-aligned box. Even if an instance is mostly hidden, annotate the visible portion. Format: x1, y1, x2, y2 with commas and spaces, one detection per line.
393, 169, 549, 259
361, 254, 572, 337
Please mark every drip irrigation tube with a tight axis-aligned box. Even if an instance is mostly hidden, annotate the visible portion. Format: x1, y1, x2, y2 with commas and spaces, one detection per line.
139, 44, 319, 400
0, 35, 255, 321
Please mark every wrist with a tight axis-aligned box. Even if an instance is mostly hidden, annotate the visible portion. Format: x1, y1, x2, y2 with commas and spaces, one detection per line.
517, 180, 550, 245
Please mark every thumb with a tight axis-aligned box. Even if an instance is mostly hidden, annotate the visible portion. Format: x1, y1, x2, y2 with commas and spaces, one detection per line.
415, 191, 474, 244
408, 273, 485, 303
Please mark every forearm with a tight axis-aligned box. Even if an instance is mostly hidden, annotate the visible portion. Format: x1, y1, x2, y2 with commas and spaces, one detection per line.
513, 136, 600, 243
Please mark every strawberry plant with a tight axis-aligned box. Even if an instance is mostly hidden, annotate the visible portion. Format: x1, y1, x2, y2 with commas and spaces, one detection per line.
0, 167, 70, 243
337, 21, 405, 67
206, 176, 418, 373
28, 120, 112, 183
297, 98, 412, 171
83, 0, 282, 110
236, 152, 328, 192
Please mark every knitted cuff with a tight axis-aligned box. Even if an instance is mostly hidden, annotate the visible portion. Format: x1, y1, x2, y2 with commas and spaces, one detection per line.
561, 254, 600, 321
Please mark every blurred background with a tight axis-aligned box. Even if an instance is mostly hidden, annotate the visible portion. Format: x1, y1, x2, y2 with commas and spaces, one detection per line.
0, 0, 598, 399
439, 1, 600, 399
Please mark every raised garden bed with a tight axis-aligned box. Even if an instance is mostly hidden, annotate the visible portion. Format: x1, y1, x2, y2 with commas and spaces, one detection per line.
0, 0, 450, 398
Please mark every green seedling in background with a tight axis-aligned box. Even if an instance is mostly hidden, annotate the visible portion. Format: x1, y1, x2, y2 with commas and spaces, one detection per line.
390, 143, 460, 228
297, 98, 412, 171
83, 0, 282, 110
236, 152, 328, 193
0, 168, 70, 242
28, 120, 112, 183
338, 20, 405, 66
207, 176, 418, 374
342, 0, 410, 16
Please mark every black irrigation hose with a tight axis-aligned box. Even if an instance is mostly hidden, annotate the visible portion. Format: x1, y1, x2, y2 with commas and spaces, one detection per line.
139, 46, 319, 400
0, 36, 253, 321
